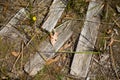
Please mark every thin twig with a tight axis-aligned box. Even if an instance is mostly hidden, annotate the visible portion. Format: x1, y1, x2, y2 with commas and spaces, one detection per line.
64, 18, 114, 25
25, 33, 37, 47
21, 42, 24, 70
112, 17, 120, 28
109, 45, 119, 80
11, 52, 21, 72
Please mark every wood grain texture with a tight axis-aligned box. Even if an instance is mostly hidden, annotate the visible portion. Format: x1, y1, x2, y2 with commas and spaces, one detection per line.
42, 0, 66, 32
70, 0, 102, 78
0, 8, 28, 43
24, 21, 73, 76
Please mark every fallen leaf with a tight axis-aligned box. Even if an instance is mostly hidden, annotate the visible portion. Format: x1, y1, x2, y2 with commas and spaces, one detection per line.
63, 41, 72, 49
108, 38, 114, 46
107, 29, 112, 34
50, 31, 58, 46
65, 13, 76, 19
59, 41, 72, 51
62, 54, 67, 61
46, 56, 60, 65
11, 51, 19, 57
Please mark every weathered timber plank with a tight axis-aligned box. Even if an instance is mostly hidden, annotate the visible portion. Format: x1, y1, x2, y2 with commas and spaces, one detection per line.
42, 0, 66, 32
24, 21, 73, 76
70, 0, 102, 78
0, 8, 28, 43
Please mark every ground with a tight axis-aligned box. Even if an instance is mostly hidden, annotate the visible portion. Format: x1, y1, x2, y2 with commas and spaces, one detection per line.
0, 0, 120, 80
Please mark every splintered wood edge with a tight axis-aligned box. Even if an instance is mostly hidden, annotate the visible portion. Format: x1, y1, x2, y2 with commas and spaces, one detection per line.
70, 0, 102, 78
0, 8, 28, 43
42, 0, 66, 32
24, 21, 73, 76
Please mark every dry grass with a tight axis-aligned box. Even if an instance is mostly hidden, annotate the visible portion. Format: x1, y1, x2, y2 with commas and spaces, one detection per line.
0, 0, 120, 80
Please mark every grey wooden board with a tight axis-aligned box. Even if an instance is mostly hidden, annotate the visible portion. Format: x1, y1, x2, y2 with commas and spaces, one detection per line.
70, 0, 102, 78
24, 21, 73, 76
0, 8, 28, 43
42, 0, 66, 32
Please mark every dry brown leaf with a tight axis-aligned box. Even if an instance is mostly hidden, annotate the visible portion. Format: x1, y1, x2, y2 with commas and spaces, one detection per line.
63, 41, 72, 49
65, 13, 76, 19
46, 59, 55, 65
107, 29, 112, 34
108, 38, 114, 46
46, 56, 60, 65
59, 41, 72, 50
11, 51, 19, 57
62, 54, 67, 61
50, 31, 58, 46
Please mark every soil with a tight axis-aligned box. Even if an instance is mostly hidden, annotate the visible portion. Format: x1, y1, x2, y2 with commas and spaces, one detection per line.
0, 0, 120, 80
